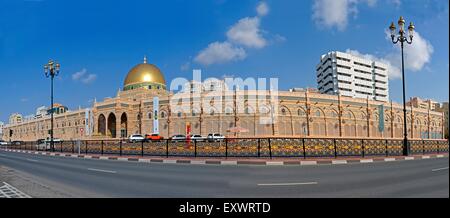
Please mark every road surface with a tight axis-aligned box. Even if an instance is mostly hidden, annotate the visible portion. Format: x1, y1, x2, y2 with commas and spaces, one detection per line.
0, 150, 448, 198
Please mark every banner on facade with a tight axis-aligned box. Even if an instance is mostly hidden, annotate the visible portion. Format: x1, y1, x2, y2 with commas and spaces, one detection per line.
153, 97, 159, 134
379, 104, 384, 133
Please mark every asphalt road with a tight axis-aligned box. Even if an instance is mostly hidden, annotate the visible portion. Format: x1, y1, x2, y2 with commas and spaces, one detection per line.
0, 150, 448, 198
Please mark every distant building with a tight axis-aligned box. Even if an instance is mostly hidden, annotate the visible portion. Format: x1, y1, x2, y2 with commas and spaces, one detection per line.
406, 97, 439, 111
36, 106, 48, 119
9, 113, 22, 125
23, 114, 35, 122
317, 51, 389, 102
47, 103, 68, 115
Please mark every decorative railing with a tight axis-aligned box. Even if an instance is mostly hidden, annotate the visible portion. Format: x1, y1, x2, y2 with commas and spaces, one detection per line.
2, 138, 448, 159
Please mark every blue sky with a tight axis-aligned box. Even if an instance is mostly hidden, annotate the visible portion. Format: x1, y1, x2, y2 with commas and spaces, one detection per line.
0, 0, 448, 122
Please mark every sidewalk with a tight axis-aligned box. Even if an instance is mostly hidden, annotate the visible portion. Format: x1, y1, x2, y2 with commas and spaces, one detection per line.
2, 148, 448, 166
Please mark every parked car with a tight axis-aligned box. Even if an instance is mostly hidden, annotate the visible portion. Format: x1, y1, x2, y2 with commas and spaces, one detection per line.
0, 140, 8, 146
36, 138, 63, 151
145, 133, 164, 142
11, 141, 24, 146
170, 134, 186, 142
189, 134, 205, 142
207, 133, 225, 142
36, 139, 49, 150
128, 134, 145, 143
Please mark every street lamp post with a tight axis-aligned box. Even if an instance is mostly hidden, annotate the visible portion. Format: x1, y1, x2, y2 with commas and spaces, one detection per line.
389, 16, 415, 156
44, 60, 60, 152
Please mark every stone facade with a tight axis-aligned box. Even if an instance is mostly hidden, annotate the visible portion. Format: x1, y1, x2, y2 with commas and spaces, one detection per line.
2, 59, 445, 142
2, 87, 444, 141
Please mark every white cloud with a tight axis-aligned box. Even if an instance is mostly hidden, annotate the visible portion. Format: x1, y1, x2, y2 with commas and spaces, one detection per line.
194, 1, 282, 66
72, 68, 86, 80
81, 74, 97, 84
226, 17, 266, 49
312, 0, 377, 31
396, 31, 434, 72
256, 1, 269, 17
194, 42, 247, 66
346, 31, 434, 79
72, 68, 97, 84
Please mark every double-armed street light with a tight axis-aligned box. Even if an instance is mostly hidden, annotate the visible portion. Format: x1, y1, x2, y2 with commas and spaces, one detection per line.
44, 60, 60, 152
389, 16, 415, 156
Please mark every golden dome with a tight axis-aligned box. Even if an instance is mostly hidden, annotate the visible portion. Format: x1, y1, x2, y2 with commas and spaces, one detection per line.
123, 57, 166, 90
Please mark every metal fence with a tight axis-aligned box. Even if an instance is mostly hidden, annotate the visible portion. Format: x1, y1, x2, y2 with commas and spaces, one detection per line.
3, 138, 449, 159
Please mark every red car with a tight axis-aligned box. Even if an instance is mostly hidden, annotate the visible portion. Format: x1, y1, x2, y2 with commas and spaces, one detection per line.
145, 134, 164, 142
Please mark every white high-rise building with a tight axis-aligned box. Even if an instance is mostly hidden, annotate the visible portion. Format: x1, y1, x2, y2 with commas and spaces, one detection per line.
316, 51, 389, 102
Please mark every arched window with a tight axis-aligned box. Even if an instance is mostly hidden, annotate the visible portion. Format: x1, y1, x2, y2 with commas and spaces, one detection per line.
148, 112, 152, 119
161, 111, 166, 118
298, 109, 306, 116
260, 106, 270, 114
315, 110, 321, 117
330, 111, 337, 118
177, 112, 182, 118
225, 107, 233, 115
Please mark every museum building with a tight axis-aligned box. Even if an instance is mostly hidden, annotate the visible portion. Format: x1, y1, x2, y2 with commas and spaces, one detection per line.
2, 58, 445, 142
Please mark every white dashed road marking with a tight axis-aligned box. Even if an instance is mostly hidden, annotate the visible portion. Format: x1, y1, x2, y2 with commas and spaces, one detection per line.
87, 168, 117, 174
26, 158, 39, 162
258, 182, 318, 186
432, 167, 449, 172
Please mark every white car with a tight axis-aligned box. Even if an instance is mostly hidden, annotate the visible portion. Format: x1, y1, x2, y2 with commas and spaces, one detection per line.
207, 133, 225, 142
128, 134, 145, 143
0, 140, 8, 146
170, 135, 186, 142
36, 138, 63, 151
189, 134, 205, 142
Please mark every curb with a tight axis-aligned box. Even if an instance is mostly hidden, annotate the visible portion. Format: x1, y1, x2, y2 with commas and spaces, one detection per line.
1, 149, 448, 166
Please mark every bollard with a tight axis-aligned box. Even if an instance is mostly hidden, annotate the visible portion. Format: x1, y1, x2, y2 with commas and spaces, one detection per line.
85, 141, 88, 154
194, 140, 197, 158
361, 139, 365, 158
141, 141, 144, 157
166, 140, 169, 158
257, 139, 261, 158
333, 139, 337, 158
225, 139, 228, 159
101, 140, 104, 155
268, 138, 272, 159
385, 140, 388, 157
302, 138, 306, 159
119, 140, 122, 156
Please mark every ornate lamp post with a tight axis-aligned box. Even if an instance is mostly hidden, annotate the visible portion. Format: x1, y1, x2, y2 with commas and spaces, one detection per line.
389, 16, 415, 156
44, 60, 60, 152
